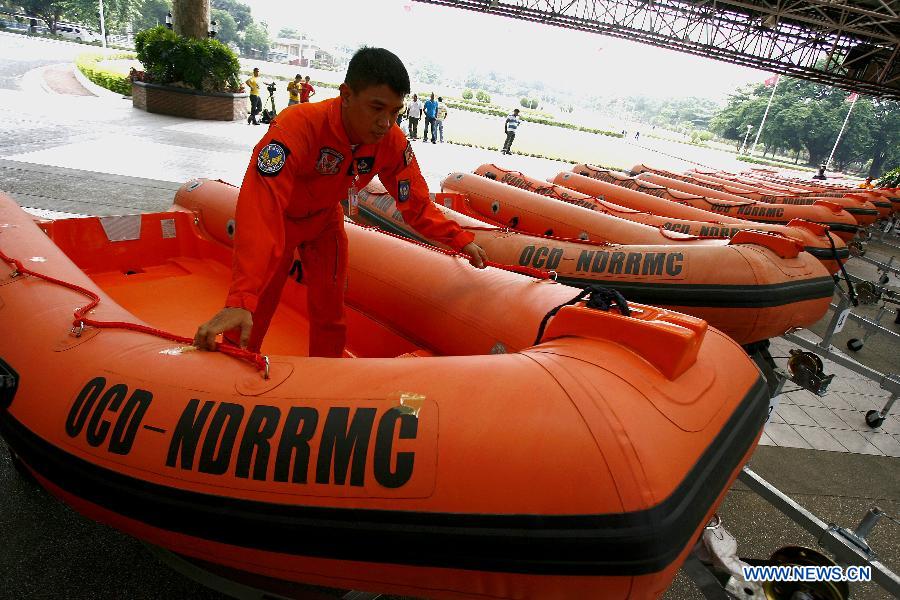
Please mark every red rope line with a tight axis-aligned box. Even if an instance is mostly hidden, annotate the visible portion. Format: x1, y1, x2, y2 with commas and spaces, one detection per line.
0, 247, 267, 373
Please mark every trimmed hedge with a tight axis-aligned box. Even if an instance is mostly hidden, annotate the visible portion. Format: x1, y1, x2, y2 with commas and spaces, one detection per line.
76, 52, 134, 96
737, 155, 815, 171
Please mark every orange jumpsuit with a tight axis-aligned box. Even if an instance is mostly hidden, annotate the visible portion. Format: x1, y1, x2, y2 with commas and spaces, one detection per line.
226, 97, 475, 357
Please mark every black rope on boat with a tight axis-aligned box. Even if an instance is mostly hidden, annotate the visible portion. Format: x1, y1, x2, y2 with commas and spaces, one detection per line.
533, 285, 630, 346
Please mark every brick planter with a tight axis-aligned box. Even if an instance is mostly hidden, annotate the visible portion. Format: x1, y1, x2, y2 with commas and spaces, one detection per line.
132, 81, 249, 121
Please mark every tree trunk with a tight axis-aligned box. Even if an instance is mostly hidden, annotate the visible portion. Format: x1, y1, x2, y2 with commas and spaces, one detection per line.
868, 138, 888, 178
173, 0, 210, 39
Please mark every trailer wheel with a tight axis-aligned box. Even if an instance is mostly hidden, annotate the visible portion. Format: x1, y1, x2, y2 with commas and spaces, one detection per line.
865, 410, 885, 428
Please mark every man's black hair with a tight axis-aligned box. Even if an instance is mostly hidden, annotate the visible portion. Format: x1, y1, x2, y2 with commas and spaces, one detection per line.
438, 96, 443, 101
345, 47, 410, 96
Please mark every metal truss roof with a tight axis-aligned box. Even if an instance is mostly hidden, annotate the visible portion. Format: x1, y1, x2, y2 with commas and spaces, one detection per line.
415, 1, 900, 99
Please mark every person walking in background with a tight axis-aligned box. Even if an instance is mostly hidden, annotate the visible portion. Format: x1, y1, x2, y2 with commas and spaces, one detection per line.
423, 93, 438, 143
406, 93, 422, 139
286, 74, 302, 106
436, 97, 448, 142
246, 67, 262, 125
501, 108, 521, 155
300, 75, 316, 103
858, 176, 875, 189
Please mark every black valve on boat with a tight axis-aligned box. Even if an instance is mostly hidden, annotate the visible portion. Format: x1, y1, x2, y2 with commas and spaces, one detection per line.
787, 350, 834, 396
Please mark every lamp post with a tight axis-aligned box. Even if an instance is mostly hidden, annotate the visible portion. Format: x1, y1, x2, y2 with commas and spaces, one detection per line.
208, 19, 218, 38
739, 124, 754, 155
97, 0, 106, 48
165, 12, 173, 29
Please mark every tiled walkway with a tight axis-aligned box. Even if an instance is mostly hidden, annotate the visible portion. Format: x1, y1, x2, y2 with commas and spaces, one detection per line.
763, 336, 900, 456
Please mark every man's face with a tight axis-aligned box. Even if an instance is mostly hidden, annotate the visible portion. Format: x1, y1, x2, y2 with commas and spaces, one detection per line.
253, 69, 258, 76
340, 83, 404, 145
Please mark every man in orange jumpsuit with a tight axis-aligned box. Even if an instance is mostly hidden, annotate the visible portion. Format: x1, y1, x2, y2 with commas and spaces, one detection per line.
194, 47, 487, 357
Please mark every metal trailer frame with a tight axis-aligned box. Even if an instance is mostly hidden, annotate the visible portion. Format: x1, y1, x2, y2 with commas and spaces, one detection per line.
782, 290, 900, 428
684, 468, 900, 599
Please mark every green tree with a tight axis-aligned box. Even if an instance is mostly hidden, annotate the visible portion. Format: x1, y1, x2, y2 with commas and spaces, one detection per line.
133, 0, 171, 32
210, 8, 236, 45
211, 0, 250, 30
17, 0, 66, 33
241, 19, 268, 57
277, 26, 301, 39
64, 0, 142, 34
462, 88, 473, 100
860, 99, 900, 178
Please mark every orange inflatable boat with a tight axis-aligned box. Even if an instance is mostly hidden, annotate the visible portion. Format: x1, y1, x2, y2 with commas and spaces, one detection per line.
474, 164, 848, 274
355, 181, 833, 345
632, 167, 881, 225
441, 172, 729, 247
573, 165, 861, 241
0, 183, 769, 600
690, 169, 887, 221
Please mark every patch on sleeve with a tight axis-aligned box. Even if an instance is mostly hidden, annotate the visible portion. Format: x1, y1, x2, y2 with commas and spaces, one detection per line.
256, 141, 290, 176
403, 142, 414, 167
398, 179, 411, 203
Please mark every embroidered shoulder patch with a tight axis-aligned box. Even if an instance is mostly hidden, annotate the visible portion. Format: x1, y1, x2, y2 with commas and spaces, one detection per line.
257, 141, 290, 176
398, 179, 411, 203
316, 147, 344, 175
403, 142, 414, 167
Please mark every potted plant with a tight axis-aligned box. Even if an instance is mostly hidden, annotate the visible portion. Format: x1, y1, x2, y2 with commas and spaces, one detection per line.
131, 26, 247, 120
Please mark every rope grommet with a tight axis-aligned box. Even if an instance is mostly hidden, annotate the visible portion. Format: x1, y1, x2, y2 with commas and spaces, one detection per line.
263, 355, 270, 380
9, 269, 19, 278
549, 270, 558, 281
70, 321, 84, 338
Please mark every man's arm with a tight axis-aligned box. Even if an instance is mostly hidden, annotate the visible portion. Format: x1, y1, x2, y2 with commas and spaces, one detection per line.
378, 130, 484, 265
194, 129, 303, 349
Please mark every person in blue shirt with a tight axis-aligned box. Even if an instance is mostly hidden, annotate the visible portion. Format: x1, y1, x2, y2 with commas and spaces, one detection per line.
502, 109, 521, 155
423, 93, 439, 144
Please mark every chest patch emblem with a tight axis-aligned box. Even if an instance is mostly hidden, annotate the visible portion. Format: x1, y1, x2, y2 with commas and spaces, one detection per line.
316, 147, 344, 175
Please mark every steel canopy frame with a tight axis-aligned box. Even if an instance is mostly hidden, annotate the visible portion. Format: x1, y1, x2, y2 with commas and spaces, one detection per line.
414, 1, 900, 99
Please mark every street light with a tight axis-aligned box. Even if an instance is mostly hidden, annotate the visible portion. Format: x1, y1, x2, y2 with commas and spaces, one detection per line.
165, 12, 172, 29
739, 123, 754, 155
208, 19, 218, 38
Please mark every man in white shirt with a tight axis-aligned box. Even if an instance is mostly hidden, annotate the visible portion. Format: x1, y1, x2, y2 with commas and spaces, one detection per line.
436, 96, 448, 142
502, 109, 521, 155
406, 94, 422, 140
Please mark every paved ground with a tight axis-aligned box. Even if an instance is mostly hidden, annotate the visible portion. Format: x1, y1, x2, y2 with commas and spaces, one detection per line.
0, 31, 897, 599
